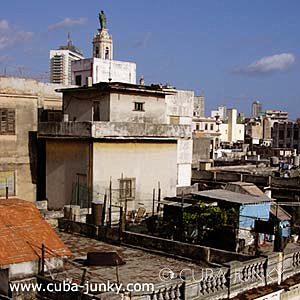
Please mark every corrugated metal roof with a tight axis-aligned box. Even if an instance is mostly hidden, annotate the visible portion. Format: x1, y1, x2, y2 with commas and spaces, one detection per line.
192, 189, 272, 205
225, 182, 266, 197
270, 204, 292, 221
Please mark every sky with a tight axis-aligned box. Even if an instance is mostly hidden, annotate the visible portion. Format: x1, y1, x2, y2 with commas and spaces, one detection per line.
1, 0, 300, 119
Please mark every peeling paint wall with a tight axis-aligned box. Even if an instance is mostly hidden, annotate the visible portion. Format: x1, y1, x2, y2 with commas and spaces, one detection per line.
63, 90, 110, 122
46, 140, 90, 210
0, 77, 64, 203
165, 90, 194, 187
93, 141, 177, 212
109, 92, 166, 123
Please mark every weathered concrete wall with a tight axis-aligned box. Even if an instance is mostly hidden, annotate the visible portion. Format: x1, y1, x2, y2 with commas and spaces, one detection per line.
93, 141, 177, 212
165, 90, 194, 187
109, 92, 166, 124
63, 90, 110, 122
0, 77, 64, 203
192, 136, 212, 164
177, 139, 193, 186
93, 58, 136, 84
92, 122, 191, 138
165, 90, 194, 125
46, 140, 90, 210
38, 122, 191, 139
122, 231, 251, 264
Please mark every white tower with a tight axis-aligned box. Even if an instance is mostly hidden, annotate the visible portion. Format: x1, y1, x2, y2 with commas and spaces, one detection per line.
93, 11, 113, 60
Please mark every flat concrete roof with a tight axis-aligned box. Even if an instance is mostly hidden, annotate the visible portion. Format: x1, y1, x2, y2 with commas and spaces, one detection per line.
56, 231, 208, 286
56, 82, 176, 96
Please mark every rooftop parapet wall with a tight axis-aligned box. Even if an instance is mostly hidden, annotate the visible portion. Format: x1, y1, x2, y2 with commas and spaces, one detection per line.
38, 121, 192, 139
92, 122, 192, 138
38, 122, 92, 138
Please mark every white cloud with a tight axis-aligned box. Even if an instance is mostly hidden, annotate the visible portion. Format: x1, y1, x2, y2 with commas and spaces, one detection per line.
233, 53, 295, 75
48, 17, 87, 31
0, 20, 33, 50
0, 31, 33, 50
0, 20, 9, 31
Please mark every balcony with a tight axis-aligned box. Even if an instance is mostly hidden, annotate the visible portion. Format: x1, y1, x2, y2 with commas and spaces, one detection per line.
38, 121, 192, 139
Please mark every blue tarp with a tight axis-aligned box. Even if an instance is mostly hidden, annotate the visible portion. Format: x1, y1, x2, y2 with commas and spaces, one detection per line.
239, 203, 271, 229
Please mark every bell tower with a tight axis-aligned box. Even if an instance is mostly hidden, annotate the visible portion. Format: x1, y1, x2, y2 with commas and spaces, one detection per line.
93, 10, 113, 60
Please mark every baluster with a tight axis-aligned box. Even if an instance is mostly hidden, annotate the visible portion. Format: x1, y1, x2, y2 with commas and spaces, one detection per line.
175, 285, 181, 299
152, 293, 159, 300
159, 290, 164, 300
170, 286, 176, 300
164, 287, 170, 300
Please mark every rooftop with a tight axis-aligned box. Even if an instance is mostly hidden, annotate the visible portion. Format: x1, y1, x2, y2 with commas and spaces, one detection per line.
192, 189, 272, 205
56, 81, 177, 96
225, 181, 268, 197
0, 198, 71, 265
56, 231, 206, 285
38, 121, 191, 139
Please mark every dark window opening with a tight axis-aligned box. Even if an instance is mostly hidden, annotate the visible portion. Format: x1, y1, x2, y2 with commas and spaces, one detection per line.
120, 178, 135, 199
95, 46, 99, 58
0, 268, 9, 296
294, 130, 299, 140
205, 124, 208, 131
0, 109, 15, 135
196, 124, 200, 130
75, 75, 82, 86
134, 102, 144, 112
279, 130, 284, 139
210, 124, 214, 131
93, 101, 100, 121
105, 47, 109, 60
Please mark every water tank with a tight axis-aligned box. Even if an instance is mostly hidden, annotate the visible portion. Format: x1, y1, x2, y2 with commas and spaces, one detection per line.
92, 202, 104, 226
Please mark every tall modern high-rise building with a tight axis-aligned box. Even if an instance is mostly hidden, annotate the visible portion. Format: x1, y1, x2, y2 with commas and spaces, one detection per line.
50, 34, 84, 85
252, 100, 262, 118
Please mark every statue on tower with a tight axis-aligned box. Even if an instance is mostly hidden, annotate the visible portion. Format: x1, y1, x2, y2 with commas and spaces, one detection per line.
99, 10, 107, 30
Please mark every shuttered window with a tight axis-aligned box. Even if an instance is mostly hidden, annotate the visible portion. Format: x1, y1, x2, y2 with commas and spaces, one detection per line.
0, 109, 15, 135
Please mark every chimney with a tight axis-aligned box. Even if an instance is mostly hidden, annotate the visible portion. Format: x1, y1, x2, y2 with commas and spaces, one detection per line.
139, 75, 145, 86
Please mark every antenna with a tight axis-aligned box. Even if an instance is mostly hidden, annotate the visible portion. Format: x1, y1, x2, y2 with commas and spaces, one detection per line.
67, 32, 72, 48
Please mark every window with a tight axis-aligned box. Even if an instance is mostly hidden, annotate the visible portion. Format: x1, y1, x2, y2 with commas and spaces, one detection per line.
279, 130, 284, 139
196, 124, 200, 130
210, 124, 214, 131
93, 101, 100, 121
294, 130, 299, 140
75, 75, 82, 86
134, 102, 144, 112
47, 111, 62, 122
95, 46, 99, 58
105, 47, 109, 60
205, 123, 208, 130
0, 170, 15, 197
0, 109, 15, 135
119, 178, 135, 199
